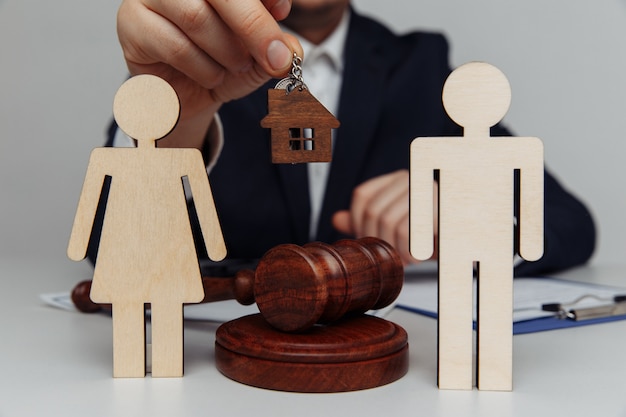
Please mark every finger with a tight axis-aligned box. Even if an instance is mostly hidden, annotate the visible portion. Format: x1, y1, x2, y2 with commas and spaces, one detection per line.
353, 171, 409, 238
209, 0, 298, 75
349, 174, 397, 237
377, 191, 409, 249
263, 0, 292, 21
118, 2, 226, 89
147, 0, 253, 73
331, 210, 354, 236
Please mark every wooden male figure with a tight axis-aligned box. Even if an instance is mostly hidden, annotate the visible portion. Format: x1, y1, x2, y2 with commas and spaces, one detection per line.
410, 62, 544, 391
68, 75, 226, 377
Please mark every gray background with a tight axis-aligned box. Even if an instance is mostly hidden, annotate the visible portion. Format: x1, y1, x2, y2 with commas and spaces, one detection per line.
1, 0, 624, 266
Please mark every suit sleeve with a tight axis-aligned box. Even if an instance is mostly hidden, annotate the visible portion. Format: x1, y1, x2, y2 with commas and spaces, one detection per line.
514, 168, 596, 276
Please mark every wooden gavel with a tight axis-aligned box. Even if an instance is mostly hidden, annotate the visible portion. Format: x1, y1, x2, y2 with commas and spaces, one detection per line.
71, 237, 404, 332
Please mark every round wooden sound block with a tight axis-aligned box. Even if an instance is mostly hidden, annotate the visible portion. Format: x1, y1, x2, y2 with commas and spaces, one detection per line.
215, 313, 409, 393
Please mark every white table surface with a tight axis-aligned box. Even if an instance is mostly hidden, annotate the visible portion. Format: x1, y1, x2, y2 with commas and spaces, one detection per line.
1, 257, 625, 417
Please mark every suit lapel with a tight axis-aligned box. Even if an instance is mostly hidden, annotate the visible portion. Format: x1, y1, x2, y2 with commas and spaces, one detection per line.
316, 12, 390, 241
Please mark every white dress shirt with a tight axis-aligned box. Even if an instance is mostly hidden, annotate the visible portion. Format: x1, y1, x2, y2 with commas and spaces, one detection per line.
285, 10, 350, 239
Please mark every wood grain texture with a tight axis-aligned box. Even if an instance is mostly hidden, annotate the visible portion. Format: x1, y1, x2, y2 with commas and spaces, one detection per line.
71, 273, 256, 313
70, 237, 402, 329
67, 74, 226, 378
215, 314, 408, 392
261, 88, 339, 163
254, 237, 404, 332
409, 62, 544, 391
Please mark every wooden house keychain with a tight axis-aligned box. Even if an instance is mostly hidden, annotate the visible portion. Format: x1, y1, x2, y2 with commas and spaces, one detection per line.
261, 54, 340, 164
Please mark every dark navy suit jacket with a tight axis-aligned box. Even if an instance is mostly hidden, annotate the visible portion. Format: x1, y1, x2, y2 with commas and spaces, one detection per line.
104, 10, 595, 276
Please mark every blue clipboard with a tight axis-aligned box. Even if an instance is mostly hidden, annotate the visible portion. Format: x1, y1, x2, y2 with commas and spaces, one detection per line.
395, 275, 626, 335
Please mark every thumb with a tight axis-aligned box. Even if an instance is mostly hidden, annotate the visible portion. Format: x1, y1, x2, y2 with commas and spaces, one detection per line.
332, 210, 354, 236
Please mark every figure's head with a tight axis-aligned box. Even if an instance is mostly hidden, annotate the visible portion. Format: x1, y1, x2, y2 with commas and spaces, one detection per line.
113, 74, 180, 144
442, 62, 511, 136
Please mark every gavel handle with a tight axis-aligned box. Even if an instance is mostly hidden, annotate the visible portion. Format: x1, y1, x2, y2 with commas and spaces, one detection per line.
70, 270, 255, 313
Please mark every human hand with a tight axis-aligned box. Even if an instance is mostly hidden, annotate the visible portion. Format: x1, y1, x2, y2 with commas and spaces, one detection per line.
117, 0, 302, 126
332, 170, 438, 265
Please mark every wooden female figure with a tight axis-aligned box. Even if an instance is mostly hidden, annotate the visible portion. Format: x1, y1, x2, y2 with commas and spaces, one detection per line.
67, 75, 226, 377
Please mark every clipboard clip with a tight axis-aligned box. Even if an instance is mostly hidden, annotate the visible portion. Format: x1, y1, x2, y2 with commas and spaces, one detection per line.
542, 294, 626, 321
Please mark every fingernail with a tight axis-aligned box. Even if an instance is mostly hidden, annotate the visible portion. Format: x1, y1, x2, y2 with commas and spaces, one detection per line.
267, 39, 292, 72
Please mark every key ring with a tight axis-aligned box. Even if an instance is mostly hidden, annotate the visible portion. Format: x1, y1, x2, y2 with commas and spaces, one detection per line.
274, 53, 307, 94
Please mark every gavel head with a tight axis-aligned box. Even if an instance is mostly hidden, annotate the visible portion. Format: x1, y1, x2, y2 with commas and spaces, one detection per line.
254, 237, 404, 332
71, 280, 102, 313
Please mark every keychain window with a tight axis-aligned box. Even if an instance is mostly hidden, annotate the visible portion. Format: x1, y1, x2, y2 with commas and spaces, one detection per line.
289, 128, 316, 151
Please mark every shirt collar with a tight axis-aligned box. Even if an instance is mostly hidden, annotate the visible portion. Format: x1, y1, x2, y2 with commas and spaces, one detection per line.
282, 9, 350, 73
